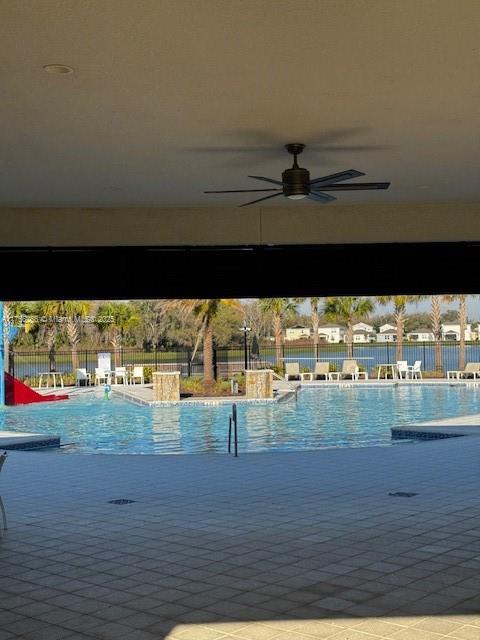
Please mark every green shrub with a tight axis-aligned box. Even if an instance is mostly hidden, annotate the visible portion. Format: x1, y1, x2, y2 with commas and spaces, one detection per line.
180, 376, 245, 397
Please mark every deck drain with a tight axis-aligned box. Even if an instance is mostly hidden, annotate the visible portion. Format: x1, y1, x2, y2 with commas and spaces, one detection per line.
388, 492, 418, 498
108, 499, 136, 504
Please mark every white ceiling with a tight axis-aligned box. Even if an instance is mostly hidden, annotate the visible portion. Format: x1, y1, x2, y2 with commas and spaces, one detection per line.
0, 0, 479, 207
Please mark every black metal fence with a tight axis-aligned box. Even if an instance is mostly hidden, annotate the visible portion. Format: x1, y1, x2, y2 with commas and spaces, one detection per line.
9, 341, 480, 381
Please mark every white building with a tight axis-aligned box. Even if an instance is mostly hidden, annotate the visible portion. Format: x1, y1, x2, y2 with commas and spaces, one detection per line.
441, 323, 473, 341
379, 323, 395, 333
407, 328, 435, 341
353, 330, 372, 343
352, 322, 376, 343
318, 324, 344, 343
285, 325, 311, 341
376, 328, 397, 342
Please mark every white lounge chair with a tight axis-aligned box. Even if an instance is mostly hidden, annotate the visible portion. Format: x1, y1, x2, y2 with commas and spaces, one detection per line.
447, 362, 480, 380
313, 362, 330, 380
285, 362, 301, 381
330, 359, 366, 381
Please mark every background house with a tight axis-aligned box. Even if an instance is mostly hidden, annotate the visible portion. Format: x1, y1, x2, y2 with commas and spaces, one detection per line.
441, 323, 473, 341
376, 328, 397, 342
352, 322, 376, 343
285, 325, 311, 341
379, 323, 396, 333
407, 328, 435, 341
318, 324, 344, 343
353, 330, 371, 343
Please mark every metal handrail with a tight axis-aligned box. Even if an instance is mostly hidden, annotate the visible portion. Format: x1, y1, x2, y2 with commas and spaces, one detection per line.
228, 403, 238, 457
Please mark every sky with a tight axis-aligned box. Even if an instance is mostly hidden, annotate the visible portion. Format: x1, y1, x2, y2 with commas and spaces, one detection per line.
295, 296, 480, 321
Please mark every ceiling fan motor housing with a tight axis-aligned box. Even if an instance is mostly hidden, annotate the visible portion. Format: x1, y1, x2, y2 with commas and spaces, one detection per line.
282, 167, 310, 197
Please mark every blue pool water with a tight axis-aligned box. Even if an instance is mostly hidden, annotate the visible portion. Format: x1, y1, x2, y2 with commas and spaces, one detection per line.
1, 385, 479, 454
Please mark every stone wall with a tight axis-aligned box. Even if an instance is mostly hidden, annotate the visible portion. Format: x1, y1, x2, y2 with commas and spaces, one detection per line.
152, 371, 180, 402
245, 369, 273, 399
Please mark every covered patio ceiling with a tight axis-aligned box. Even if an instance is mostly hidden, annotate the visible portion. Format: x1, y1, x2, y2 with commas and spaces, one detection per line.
0, 1, 479, 297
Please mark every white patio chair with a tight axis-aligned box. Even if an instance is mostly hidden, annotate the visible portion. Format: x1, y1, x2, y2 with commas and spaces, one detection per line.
75, 368, 91, 387
130, 366, 145, 385
407, 360, 422, 379
397, 361, 409, 379
113, 367, 127, 384
0, 451, 7, 534
94, 368, 110, 385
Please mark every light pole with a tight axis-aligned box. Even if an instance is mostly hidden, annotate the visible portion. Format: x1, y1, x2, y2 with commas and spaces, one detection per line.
240, 320, 251, 371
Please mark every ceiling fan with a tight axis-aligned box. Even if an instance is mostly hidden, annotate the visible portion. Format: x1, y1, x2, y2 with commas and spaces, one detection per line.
204, 143, 390, 207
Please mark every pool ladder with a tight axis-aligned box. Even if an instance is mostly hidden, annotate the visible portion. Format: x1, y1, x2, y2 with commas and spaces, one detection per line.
228, 403, 239, 457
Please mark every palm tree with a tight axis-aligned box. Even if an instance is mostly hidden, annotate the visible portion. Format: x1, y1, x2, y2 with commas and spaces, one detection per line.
61, 301, 92, 370
259, 298, 297, 368
309, 297, 322, 348
452, 295, 474, 370
294, 297, 323, 348
376, 295, 420, 361
457, 294, 468, 370
34, 300, 65, 371
95, 302, 139, 367
429, 295, 456, 373
162, 299, 240, 383
324, 297, 374, 358
2, 301, 29, 373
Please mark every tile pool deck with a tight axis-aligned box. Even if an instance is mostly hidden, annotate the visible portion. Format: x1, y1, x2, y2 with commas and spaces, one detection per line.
1, 438, 480, 639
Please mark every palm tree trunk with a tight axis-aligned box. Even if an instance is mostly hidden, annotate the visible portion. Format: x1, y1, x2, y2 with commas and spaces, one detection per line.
394, 305, 404, 361
431, 295, 443, 372
274, 314, 283, 368
311, 302, 319, 349
66, 318, 79, 371
46, 325, 57, 372
111, 333, 121, 368
458, 295, 467, 370
203, 319, 214, 383
346, 323, 353, 359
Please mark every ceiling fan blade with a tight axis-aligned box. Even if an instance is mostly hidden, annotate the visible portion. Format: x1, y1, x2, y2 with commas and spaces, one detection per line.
239, 192, 284, 207
308, 191, 337, 203
313, 144, 392, 152
248, 175, 284, 186
204, 188, 282, 194
310, 170, 365, 185
319, 182, 390, 191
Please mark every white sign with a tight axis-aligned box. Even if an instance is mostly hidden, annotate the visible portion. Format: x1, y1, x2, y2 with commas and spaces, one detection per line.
98, 352, 111, 371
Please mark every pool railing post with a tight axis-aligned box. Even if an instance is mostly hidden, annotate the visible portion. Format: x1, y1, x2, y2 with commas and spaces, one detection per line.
0, 301, 4, 406
233, 403, 238, 457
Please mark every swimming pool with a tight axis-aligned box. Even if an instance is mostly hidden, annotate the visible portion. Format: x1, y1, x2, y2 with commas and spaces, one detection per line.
1, 385, 479, 454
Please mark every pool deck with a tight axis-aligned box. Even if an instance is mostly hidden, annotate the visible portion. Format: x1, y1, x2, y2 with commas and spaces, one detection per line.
2, 437, 480, 639
0, 431, 60, 450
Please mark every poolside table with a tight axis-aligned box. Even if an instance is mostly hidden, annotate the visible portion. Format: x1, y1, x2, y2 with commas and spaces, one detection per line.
38, 371, 64, 389
377, 364, 398, 380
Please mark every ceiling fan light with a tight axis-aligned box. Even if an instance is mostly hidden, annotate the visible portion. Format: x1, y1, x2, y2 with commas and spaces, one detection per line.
287, 194, 306, 200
